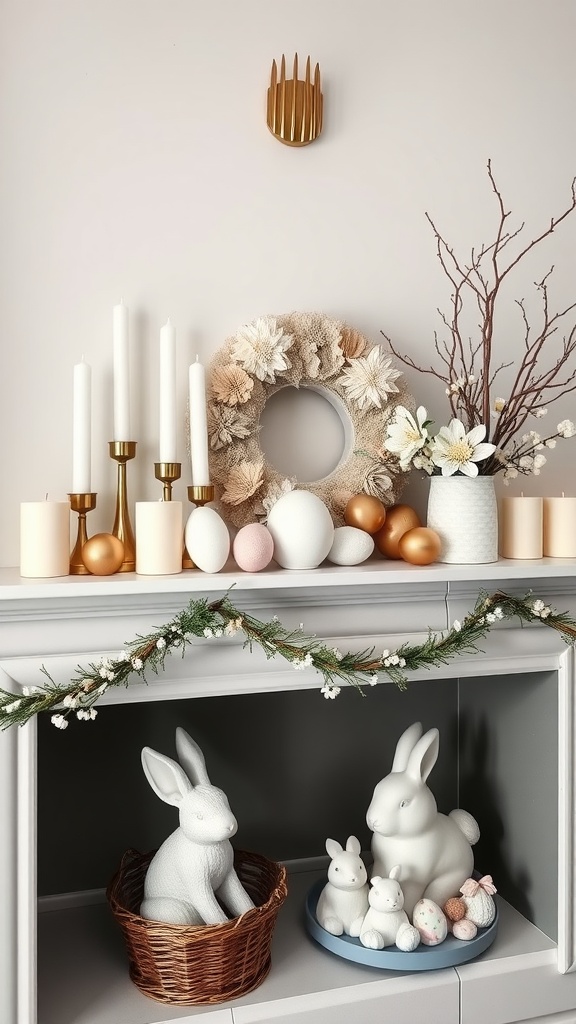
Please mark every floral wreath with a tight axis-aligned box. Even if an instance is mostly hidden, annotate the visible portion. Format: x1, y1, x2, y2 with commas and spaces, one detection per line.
207, 312, 413, 528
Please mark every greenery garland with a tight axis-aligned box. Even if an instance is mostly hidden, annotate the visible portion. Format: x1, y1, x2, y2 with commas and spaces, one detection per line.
0, 589, 575, 731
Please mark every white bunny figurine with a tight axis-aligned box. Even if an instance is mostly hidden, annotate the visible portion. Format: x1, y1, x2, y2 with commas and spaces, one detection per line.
359, 867, 421, 951
316, 836, 369, 936
139, 727, 255, 926
367, 722, 480, 917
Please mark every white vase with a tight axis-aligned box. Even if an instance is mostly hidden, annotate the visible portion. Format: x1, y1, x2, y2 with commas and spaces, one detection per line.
426, 475, 498, 564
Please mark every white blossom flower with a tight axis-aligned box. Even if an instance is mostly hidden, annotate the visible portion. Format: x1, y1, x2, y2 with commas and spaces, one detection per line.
4, 699, 22, 714
494, 607, 504, 619
292, 659, 306, 671
89, 708, 98, 720
486, 612, 496, 624
321, 683, 341, 699
231, 317, 293, 383
382, 649, 390, 659
131, 658, 143, 670
430, 420, 496, 477
332, 648, 343, 662
51, 713, 68, 730
452, 620, 462, 632
63, 694, 78, 709
338, 347, 402, 410
76, 709, 90, 721
558, 419, 576, 438
203, 628, 214, 638
534, 408, 548, 418
398, 657, 406, 668
117, 651, 130, 662
156, 638, 166, 650
224, 617, 243, 636
545, 439, 557, 448
385, 405, 430, 468
369, 674, 379, 685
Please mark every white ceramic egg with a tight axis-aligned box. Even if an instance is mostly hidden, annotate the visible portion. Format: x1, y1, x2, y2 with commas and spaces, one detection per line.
327, 526, 374, 566
412, 899, 448, 946
184, 506, 230, 573
233, 523, 274, 572
266, 490, 335, 570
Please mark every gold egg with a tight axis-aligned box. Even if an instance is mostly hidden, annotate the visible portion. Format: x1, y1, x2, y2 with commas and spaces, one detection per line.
398, 527, 442, 566
344, 494, 387, 534
81, 533, 125, 575
374, 504, 422, 558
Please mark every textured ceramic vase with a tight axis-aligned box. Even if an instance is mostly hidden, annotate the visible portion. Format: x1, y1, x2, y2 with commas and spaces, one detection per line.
426, 475, 498, 564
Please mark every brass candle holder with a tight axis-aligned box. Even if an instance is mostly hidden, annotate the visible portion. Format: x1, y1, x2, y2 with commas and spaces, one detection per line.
154, 461, 182, 501
68, 492, 97, 574
109, 441, 137, 572
182, 483, 215, 569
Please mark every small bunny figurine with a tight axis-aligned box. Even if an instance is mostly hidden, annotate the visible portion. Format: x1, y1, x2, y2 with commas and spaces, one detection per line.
140, 727, 255, 926
358, 867, 421, 951
316, 836, 369, 936
367, 722, 480, 917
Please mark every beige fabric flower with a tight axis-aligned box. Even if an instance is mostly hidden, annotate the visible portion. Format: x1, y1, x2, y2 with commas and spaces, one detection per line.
338, 347, 402, 410
221, 460, 265, 505
211, 364, 254, 405
339, 327, 367, 360
208, 404, 252, 450
231, 317, 293, 383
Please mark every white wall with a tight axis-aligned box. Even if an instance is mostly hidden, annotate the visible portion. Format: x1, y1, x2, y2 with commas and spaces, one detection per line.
1, 0, 575, 567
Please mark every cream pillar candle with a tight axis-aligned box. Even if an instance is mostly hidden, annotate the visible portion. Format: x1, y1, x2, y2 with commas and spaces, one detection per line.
20, 500, 70, 578
499, 495, 543, 559
543, 494, 576, 557
135, 501, 183, 575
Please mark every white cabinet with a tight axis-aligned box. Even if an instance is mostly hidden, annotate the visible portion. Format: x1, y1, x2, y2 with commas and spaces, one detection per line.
1, 561, 576, 1024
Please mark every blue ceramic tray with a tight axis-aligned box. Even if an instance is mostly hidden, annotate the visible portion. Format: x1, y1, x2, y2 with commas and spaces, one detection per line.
305, 879, 498, 971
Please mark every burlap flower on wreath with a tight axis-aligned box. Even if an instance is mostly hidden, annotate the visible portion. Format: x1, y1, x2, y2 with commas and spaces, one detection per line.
207, 312, 414, 528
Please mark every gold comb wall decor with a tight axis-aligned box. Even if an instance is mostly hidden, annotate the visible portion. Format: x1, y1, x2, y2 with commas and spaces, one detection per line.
267, 54, 323, 147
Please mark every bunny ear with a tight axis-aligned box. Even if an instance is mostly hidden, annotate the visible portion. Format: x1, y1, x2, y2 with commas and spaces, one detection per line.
326, 838, 343, 859
406, 728, 439, 783
141, 747, 192, 807
391, 722, 423, 772
175, 728, 211, 786
346, 836, 361, 854
389, 864, 402, 881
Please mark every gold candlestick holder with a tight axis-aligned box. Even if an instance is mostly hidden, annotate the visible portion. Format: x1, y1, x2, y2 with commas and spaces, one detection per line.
68, 492, 97, 574
109, 441, 137, 572
154, 462, 182, 501
182, 482, 215, 569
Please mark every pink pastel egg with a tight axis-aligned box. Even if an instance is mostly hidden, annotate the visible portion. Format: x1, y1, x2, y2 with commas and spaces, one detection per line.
233, 524, 275, 572
452, 918, 478, 941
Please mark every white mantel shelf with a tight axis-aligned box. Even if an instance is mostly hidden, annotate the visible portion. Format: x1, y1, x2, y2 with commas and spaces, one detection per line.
1, 559, 576, 1024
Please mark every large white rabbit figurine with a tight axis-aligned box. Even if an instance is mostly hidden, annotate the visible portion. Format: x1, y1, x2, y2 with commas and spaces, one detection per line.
140, 727, 255, 926
367, 722, 480, 917
358, 867, 421, 951
316, 836, 369, 936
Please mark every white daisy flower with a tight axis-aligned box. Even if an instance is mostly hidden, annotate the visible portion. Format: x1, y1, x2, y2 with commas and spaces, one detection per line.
429, 419, 496, 477
338, 347, 402, 410
385, 405, 430, 468
558, 419, 576, 438
231, 317, 293, 383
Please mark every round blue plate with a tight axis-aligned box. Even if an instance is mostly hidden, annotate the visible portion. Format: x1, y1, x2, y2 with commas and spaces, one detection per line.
305, 879, 498, 971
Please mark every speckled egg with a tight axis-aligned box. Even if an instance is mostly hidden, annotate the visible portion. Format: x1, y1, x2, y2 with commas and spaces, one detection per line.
444, 897, 466, 922
184, 506, 230, 573
412, 899, 448, 946
327, 526, 375, 566
233, 523, 275, 572
266, 490, 335, 569
452, 918, 478, 941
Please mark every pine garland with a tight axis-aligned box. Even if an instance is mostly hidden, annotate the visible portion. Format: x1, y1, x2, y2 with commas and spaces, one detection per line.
0, 590, 574, 731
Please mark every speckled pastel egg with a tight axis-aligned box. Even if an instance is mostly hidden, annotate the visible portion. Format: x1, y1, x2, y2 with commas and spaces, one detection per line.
327, 526, 375, 566
184, 506, 230, 573
266, 490, 335, 569
412, 899, 448, 946
452, 918, 478, 941
233, 523, 275, 572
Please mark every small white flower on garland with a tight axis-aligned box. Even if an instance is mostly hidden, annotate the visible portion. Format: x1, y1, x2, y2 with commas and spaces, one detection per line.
0, 591, 575, 731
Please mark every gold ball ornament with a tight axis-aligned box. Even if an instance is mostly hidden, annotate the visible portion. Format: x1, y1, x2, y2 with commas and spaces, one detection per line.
374, 504, 422, 559
81, 533, 125, 575
398, 527, 442, 566
344, 494, 387, 534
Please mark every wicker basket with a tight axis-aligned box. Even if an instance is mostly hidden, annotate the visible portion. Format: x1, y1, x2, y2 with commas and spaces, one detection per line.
106, 848, 288, 1006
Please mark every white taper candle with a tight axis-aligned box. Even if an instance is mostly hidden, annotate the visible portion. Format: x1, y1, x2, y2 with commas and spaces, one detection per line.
72, 359, 92, 493
159, 319, 177, 462
113, 301, 130, 440
189, 357, 210, 486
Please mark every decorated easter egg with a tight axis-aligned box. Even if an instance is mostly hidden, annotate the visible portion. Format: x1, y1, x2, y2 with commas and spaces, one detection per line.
233, 523, 274, 572
266, 490, 335, 569
452, 918, 478, 941
412, 899, 448, 946
327, 526, 374, 566
184, 506, 230, 573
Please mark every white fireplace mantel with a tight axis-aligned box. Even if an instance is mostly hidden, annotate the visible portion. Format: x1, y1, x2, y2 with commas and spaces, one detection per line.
1, 558, 576, 1024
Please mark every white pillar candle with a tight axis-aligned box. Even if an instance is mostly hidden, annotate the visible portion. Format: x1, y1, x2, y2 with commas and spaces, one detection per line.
113, 301, 130, 440
20, 500, 70, 578
159, 319, 177, 462
135, 501, 183, 575
72, 359, 92, 493
499, 495, 543, 559
543, 494, 576, 557
189, 357, 210, 486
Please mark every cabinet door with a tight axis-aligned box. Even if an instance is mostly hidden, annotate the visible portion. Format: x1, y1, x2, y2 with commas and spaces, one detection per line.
458, 949, 576, 1024
232, 969, 459, 1023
